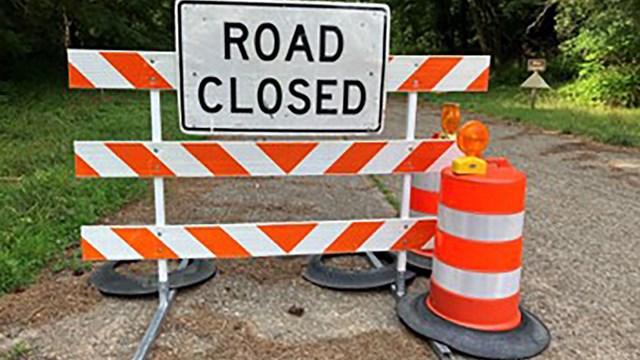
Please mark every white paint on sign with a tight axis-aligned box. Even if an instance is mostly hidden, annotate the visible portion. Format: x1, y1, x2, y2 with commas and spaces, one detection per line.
527, 58, 546, 72
176, 0, 390, 135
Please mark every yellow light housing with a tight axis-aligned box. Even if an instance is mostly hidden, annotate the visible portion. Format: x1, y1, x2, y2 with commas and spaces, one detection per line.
440, 102, 461, 136
452, 120, 490, 175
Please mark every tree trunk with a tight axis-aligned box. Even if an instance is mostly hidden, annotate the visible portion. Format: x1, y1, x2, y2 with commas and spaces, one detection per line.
467, 0, 503, 65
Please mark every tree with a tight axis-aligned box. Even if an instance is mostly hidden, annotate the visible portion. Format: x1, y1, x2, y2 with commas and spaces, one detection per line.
0, 0, 175, 79
556, 0, 640, 106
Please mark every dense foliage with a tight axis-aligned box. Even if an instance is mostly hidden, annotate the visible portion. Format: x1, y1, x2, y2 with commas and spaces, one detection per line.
0, 0, 174, 77
556, 0, 640, 107
0, 0, 638, 105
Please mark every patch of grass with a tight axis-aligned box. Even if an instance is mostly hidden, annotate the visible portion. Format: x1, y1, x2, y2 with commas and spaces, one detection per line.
426, 85, 640, 148
0, 80, 187, 294
369, 175, 400, 214
0, 342, 32, 360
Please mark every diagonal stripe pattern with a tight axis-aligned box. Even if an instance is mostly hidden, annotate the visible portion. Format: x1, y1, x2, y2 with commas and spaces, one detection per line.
68, 50, 489, 92
74, 140, 460, 178
81, 218, 437, 261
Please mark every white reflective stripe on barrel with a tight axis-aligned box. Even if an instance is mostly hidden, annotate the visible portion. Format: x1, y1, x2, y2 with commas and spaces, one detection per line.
433, 259, 521, 299
412, 172, 440, 192
437, 204, 524, 242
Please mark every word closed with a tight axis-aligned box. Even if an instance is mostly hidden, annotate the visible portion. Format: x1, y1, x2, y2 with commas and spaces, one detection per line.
177, 0, 389, 134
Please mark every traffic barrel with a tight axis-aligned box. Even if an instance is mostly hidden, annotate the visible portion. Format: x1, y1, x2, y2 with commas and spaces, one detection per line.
398, 122, 550, 359
408, 102, 461, 272
432, 158, 526, 330
407, 172, 439, 271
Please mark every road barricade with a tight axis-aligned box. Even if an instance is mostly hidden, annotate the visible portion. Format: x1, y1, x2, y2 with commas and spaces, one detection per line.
69, 47, 488, 358
67, 2, 551, 359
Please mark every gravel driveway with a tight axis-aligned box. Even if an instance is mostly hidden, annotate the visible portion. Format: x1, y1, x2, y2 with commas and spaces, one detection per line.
0, 95, 638, 359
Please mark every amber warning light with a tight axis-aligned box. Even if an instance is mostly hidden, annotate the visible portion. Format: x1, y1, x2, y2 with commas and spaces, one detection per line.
440, 103, 461, 138
452, 120, 489, 175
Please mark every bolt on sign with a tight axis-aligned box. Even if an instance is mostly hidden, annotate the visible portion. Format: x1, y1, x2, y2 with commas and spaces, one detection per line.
176, 0, 390, 135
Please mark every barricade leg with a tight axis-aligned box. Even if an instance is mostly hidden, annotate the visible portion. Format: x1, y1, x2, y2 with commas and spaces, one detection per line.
393, 91, 418, 297
131, 260, 180, 360
303, 252, 415, 290
127, 90, 214, 359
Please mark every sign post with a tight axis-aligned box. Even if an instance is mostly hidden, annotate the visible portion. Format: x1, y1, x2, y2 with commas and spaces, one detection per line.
176, 0, 389, 135
522, 58, 550, 109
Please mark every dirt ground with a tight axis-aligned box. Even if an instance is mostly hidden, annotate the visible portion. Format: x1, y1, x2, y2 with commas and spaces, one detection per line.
1, 96, 639, 359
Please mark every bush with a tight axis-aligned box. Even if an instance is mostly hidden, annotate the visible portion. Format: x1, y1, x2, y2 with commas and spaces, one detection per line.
559, 65, 640, 107
556, 0, 640, 108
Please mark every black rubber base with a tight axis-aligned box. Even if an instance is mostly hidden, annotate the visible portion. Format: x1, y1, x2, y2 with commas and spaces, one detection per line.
89, 260, 217, 297
397, 292, 551, 359
407, 252, 433, 274
303, 253, 415, 290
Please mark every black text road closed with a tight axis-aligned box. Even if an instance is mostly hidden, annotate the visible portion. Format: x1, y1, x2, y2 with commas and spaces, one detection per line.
176, 0, 389, 135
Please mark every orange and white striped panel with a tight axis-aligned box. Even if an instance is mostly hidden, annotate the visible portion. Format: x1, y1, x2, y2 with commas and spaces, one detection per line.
74, 139, 460, 178
387, 55, 489, 92
427, 160, 526, 332
80, 218, 437, 261
68, 50, 489, 92
68, 50, 175, 89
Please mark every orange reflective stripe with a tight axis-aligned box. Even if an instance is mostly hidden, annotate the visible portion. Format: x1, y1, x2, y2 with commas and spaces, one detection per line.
258, 224, 317, 253
325, 221, 383, 253
100, 52, 172, 89
398, 57, 462, 91
106, 143, 175, 177
394, 141, 452, 172
186, 227, 251, 258
440, 166, 525, 214
391, 220, 436, 251
112, 228, 178, 259
427, 281, 521, 331
81, 238, 106, 260
410, 187, 439, 215
182, 143, 249, 176
257, 142, 318, 173
435, 231, 522, 272
75, 155, 99, 177
324, 142, 386, 174
466, 67, 490, 91
68, 63, 95, 88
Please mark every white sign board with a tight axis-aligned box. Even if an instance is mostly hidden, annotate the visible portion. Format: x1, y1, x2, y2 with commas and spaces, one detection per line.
176, 0, 389, 135
527, 58, 546, 72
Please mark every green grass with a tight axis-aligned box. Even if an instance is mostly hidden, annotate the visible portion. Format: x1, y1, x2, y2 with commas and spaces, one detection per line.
0, 342, 32, 360
369, 175, 400, 214
426, 85, 640, 148
0, 79, 187, 294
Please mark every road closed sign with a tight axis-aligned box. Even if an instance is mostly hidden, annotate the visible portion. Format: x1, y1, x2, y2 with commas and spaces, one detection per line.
176, 0, 389, 135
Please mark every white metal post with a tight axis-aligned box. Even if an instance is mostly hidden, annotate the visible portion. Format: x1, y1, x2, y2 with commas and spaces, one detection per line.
150, 90, 169, 305
396, 92, 418, 297
131, 90, 171, 360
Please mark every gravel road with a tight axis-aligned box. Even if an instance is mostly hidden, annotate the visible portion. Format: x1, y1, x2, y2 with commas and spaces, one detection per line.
0, 95, 638, 359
